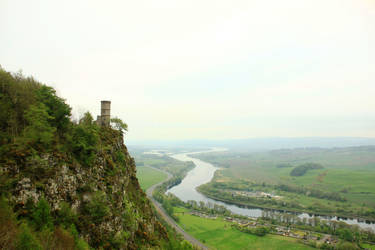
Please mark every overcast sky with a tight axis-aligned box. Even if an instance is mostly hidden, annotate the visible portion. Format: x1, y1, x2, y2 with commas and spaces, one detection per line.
1, 0, 374, 142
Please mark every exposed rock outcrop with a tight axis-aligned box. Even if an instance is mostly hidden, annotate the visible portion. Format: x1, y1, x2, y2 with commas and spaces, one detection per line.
2, 128, 167, 248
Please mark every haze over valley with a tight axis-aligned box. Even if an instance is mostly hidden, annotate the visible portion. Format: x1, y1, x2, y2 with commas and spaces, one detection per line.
1, 0, 375, 249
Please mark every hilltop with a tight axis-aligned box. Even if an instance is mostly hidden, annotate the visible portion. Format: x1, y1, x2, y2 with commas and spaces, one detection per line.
0, 67, 192, 249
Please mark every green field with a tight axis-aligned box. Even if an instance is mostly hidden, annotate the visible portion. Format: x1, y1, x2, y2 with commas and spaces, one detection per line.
174, 207, 313, 250
194, 146, 375, 219
361, 243, 375, 250
136, 166, 168, 190
133, 151, 195, 177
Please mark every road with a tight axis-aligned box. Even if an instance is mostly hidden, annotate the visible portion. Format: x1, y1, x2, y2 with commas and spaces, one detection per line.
145, 167, 208, 250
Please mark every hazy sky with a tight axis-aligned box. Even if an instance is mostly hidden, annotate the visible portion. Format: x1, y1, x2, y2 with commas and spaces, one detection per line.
1, 0, 374, 141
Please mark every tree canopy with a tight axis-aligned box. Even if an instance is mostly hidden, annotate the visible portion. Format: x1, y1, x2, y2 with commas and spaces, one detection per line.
110, 117, 128, 134
0, 67, 127, 167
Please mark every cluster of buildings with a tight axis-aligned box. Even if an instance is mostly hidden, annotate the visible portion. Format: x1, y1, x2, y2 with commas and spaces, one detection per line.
229, 190, 282, 199
195, 212, 338, 247
190, 211, 217, 219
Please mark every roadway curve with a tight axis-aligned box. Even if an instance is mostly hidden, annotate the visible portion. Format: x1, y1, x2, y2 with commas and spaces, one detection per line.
145, 167, 208, 250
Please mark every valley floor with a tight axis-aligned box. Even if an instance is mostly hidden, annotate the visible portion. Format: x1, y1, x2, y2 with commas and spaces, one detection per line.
174, 207, 313, 250
137, 164, 317, 250
137, 165, 208, 249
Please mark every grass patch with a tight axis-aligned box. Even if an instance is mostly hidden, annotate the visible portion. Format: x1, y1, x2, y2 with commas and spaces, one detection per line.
361, 243, 375, 250
193, 147, 375, 217
175, 207, 313, 250
136, 166, 168, 190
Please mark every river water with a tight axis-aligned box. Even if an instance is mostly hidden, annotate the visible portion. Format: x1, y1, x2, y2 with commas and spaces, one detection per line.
167, 149, 375, 231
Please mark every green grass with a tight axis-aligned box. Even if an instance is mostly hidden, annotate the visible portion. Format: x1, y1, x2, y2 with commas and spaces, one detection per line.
134, 153, 195, 176
194, 147, 375, 214
136, 166, 168, 190
361, 243, 375, 250
174, 207, 313, 250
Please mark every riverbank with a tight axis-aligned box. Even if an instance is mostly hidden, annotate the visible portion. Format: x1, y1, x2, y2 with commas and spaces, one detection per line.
167, 150, 375, 231
197, 186, 375, 225
137, 149, 375, 248
191, 148, 375, 224
142, 167, 208, 250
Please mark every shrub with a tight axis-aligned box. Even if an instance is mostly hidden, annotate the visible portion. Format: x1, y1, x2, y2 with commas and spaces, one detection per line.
111, 231, 130, 248
83, 192, 110, 224
254, 226, 269, 236
76, 238, 91, 250
32, 197, 53, 231
57, 202, 77, 228
338, 228, 354, 242
15, 223, 42, 250
69, 223, 79, 241
51, 227, 75, 250
336, 241, 359, 250
69, 224, 90, 250
0, 197, 17, 249
69, 123, 98, 166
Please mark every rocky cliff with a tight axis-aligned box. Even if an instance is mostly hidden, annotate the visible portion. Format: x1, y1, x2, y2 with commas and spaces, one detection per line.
0, 68, 173, 249
1, 127, 168, 249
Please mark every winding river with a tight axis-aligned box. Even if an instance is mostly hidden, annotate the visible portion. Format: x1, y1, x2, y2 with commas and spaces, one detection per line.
167, 149, 375, 231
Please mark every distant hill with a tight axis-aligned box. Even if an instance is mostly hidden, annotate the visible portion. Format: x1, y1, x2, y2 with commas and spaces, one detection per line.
129, 137, 375, 151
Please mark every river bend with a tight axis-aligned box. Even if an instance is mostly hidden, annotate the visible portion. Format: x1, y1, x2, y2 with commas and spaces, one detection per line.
167, 149, 375, 231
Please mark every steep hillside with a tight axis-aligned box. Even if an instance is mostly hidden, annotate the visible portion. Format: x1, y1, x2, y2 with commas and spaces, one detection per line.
0, 68, 188, 249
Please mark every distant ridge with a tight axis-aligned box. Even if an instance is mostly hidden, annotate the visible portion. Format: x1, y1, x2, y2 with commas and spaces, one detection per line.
129, 137, 375, 151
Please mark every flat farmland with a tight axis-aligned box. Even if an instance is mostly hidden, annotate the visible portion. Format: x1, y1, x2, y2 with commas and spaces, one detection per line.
174, 207, 313, 250
136, 166, 168, 190
194, 146, 375, 218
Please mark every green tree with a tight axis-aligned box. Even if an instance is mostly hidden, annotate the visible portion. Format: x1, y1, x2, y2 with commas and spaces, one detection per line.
69, 112, 99, 166
83, 192, 110, 224
79, 112, 94, 126
0, 68, 40, 142
32, 198, 53, 231
35, 85, 71, 135
57, 202, 77, 228
15, 223, 42, 250
23, 104, 56, 147
110, 117, 128, 134
338, 228, 354, 242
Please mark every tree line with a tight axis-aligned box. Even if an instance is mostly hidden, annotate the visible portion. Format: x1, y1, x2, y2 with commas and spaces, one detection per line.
290, 163, 324, 177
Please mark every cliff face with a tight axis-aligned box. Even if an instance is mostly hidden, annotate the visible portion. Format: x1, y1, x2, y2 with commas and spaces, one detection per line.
2, 128, 167, 248
0, 68, 168, 249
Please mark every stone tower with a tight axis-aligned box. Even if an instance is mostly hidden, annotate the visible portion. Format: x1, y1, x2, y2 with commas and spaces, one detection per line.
99, 100, 111, 126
